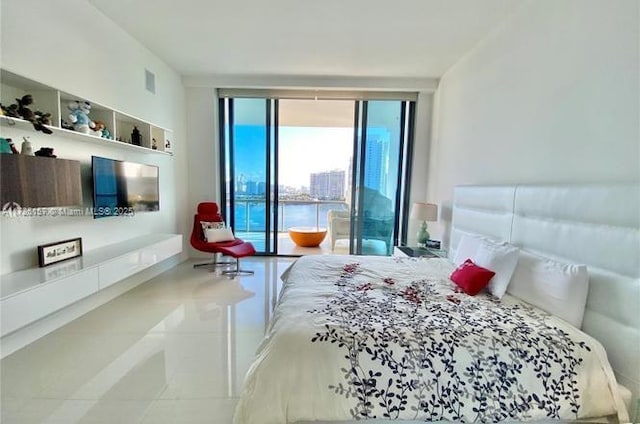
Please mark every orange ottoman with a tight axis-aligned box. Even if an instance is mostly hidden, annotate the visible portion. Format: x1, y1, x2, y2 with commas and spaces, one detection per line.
288, 227, 327, 247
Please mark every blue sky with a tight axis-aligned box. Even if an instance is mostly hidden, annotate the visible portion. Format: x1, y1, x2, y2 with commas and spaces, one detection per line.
234, 125, 353, 188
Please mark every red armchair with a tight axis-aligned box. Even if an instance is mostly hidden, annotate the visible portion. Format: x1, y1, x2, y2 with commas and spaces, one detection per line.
190, 202, 243, 269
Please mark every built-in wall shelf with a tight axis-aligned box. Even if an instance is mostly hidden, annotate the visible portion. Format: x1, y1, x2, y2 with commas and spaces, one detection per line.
0, 69, 174, 155
0, 116, 171, 155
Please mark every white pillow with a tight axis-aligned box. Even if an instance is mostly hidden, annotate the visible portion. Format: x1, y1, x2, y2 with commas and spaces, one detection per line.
473, 239, 519, 299
201, 221, 225, 232
205, 227, 235, 243
453, 234, 485, 266
507, 251, 589, 328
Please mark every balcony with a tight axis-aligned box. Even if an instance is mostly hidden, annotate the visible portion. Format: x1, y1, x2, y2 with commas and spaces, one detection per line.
230, 198, 391, 256
231, 199, 348, 255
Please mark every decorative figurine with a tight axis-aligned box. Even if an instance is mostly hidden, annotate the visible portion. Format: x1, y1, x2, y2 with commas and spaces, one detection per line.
152, 138, 157, 150
34, 147, 56, 158
21, 137, 34, 155
8, 138, 19, 154
131, 126, 141, 146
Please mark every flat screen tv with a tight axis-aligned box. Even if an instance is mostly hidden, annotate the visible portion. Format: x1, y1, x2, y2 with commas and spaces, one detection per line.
92, 156, 159, 218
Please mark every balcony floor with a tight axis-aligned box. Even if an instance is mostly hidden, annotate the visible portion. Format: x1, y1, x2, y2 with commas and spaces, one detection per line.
235, 232, 389, 256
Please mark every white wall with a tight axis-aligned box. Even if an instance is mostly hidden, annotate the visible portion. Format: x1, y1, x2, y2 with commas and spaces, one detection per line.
407, 92, 434, 244
185, 87, 219, 257
0, 0, 188, 274
428, 0, 640, 246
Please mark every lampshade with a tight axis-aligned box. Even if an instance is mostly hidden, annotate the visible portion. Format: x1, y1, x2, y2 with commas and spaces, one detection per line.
410, 202, 438, 222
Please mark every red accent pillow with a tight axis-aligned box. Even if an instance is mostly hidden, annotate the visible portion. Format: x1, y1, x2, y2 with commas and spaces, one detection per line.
450, 259, 496, 296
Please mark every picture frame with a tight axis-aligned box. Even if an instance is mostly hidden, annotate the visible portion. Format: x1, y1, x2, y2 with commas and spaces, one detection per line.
425, 239, 441, 249
38, 237, 83, 267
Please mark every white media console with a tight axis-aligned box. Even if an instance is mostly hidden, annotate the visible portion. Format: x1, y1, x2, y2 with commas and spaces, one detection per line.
0, 234, 182, 356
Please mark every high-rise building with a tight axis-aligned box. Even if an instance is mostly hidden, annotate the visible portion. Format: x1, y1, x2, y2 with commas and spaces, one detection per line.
257, 181, 266, 196
236, 173, 247, 194
310, 170, 345, 200
235, 174, 266, 196
363, 134, 389, 193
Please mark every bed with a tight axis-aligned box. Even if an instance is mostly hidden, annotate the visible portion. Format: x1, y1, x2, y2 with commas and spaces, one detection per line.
234, 183, 639, 423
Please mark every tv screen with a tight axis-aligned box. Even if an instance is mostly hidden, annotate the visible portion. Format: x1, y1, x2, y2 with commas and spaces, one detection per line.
92, 156, 159, 218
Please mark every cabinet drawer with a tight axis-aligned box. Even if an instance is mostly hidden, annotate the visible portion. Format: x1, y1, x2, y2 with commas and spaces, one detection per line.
1, 268, 99, 337
98, 251, 146, 289
98, 236, 181, 289
140, 236, 182, 265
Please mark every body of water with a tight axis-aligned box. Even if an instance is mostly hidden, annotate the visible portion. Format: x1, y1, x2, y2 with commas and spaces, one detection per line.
233, 201, 347, 232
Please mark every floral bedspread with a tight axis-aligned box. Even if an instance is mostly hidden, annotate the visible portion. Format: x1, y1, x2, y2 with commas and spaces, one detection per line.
234, 255, 625, 424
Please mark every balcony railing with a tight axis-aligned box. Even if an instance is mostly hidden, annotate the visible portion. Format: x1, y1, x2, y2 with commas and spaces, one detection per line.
229, 199, 348, 233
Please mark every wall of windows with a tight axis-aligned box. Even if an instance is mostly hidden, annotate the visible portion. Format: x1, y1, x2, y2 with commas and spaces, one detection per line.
218, 94, 415, 256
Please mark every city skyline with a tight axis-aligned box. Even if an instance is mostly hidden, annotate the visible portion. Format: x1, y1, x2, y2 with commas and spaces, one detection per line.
231, 125, 393, 198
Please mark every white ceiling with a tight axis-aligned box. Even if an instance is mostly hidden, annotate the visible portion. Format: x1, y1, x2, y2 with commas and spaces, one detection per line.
87, 0, 522, 78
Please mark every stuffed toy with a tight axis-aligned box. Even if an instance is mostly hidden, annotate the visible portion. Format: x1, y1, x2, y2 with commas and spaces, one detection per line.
60, 119, 74, 130
90, 120, 113, 139
34, 147, 56, 158
0, 138, 13, 154
16, 95, 36, 123
68, 101, 95, 134
1, 95, 53, 134
34, 111, 52, 130
89, 120, 104, 137
101, 127, 112, 139
34, 111, 51, 125
1, 103, 20, 118
17, 95, 53, 134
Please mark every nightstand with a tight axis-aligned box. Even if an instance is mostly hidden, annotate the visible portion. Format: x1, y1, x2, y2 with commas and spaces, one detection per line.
393, 246, 448, 258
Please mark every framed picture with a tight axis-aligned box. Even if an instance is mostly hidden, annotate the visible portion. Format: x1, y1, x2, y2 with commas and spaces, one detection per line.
38, 237, 83, 267
425, 239, 441, 249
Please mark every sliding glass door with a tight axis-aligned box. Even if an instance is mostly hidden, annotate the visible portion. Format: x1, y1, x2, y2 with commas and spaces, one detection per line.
219, 94, 415, 256
219, 98, 277, 254
350, 100, 412, 255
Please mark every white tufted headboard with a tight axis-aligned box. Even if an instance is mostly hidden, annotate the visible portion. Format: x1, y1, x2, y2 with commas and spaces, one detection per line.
450, 183, 640, 408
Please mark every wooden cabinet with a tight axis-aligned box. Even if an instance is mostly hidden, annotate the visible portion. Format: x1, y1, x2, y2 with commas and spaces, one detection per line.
0, 154, 82, 207
0, 69, 173, 155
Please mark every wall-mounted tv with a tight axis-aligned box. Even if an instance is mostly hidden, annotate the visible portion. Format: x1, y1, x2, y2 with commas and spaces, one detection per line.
92, 156, 159, 218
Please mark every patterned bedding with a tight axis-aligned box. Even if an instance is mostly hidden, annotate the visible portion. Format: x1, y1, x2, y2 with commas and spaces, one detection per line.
234, 255, 626, 423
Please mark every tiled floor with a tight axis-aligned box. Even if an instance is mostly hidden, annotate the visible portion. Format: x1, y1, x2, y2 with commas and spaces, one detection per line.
1, 257, 295, 424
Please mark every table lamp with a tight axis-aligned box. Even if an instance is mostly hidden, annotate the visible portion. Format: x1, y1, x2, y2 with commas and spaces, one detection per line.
410, 202, 438, 247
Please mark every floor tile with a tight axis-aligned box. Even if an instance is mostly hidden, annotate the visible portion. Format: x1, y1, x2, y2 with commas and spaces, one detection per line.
2, 333, 149, 398
141, 398, 238, 424
2, 398, 152, 424
0, 257, 294, 424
